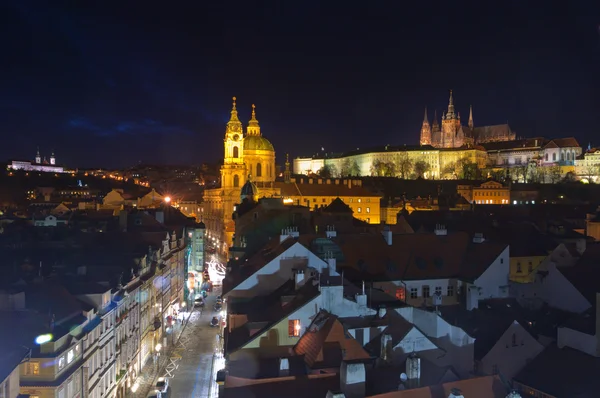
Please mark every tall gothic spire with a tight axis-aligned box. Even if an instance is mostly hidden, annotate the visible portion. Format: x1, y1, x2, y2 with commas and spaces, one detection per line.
446, 90, 455, 119
229, 96, 240, 122
420, 107, 431, 146
423, 107, 429, 123
247, 104, 261, 136
468, 105, 474, 129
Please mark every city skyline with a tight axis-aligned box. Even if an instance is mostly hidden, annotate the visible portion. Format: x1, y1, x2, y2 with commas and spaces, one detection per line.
2, 1, 600, 167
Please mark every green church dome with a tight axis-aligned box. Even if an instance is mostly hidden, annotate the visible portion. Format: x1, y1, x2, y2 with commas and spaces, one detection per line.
243, 135, 274, 152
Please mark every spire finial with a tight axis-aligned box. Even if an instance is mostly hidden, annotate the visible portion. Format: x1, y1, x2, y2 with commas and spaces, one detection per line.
286, 153, 290, 164
232, 96, 237, 110
251, 103, 256, 118
423, 107, 428, 123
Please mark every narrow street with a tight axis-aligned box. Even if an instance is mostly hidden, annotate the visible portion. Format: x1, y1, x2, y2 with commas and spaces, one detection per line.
167, 288, 222, 398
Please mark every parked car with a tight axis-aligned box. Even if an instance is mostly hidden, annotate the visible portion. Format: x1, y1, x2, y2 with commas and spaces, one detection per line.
155, 377, 169, 393
214, 303, 222, 312
194, 298, 205, 307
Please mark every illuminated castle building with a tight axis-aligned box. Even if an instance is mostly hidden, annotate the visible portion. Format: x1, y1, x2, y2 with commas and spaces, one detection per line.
420, 90, 516, 148
8, 147, 65, 173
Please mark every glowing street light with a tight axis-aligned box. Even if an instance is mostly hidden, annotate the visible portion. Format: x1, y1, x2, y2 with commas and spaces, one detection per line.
155, 343, 162, 352
164, 196, 171, 203
35, 334, 53, 345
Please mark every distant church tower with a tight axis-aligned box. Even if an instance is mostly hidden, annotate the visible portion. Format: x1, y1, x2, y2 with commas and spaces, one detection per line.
468, 105, 474, 129
220, 97, 246, 189
50, 150, 56, 165
419, 107, 431, 146
35, 147, 41, 164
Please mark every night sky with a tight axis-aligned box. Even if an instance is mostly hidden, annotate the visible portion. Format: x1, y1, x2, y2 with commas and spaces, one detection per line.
2, 1, 600, 168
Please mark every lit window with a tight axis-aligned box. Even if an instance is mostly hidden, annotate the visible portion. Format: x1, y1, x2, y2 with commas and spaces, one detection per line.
58, 356, 65, 370
67, 349, 74, 364
358, 198, 362, 203
366, 207, 370, 213
357, 207, 362, 213
288, 319, 301, 337
28, 362, 40, 375
395, 288, 405, 301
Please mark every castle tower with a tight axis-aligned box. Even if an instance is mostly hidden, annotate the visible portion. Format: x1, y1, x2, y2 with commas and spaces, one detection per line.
468, 105, 474, 129
35, 147, 41, 164
50, 150, 56, 165
441, 90, 460, 148
221, 97, 246, 189
419, 107, 431, 146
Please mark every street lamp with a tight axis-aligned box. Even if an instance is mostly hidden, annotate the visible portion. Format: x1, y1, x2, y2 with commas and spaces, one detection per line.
164, 196, 171, 203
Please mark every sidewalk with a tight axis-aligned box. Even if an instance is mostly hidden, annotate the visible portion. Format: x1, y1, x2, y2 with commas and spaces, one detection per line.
128, 309, 194, 398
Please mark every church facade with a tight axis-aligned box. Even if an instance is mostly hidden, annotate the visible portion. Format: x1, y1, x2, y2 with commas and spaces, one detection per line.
420, 90, 516, 148
202, 98, 278, 255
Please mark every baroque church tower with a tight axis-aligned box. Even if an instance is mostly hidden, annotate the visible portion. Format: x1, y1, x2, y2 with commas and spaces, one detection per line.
419, 107, 431, 146
221, 97, 246, 189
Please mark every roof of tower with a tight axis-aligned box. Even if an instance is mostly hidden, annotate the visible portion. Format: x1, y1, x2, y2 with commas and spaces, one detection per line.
228, 96, 241, 124
240, 176, 259, 198
247, 104, 259, 130
243, 135, 274, 151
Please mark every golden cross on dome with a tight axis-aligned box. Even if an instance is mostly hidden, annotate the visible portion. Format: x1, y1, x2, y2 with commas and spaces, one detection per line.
252, 104, 256, 118
232, 96, 237, 109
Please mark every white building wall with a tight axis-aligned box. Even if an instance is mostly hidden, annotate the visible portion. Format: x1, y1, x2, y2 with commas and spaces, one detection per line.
227, 242, 329, 298
539, 263, 591, 314
481, 321, 544, 379
557, 326, 598, 357
394, 327, 438, 354
467, 246, 510, 310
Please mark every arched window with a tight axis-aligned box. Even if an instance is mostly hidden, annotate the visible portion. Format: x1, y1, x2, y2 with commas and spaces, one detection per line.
233, 174, 239, 188
232, 146, 239, 158
560, 152, 564, 161
545, 153, 548, 161
256, 163, 262, 177
552, 153, 556, 161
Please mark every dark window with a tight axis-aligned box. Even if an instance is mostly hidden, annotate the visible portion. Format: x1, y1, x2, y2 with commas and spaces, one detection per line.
233, 175, 239, 188
447, 286, 454, 297
422, 286, 430, 298
256, 163, 262, 177
233, 146, 239, 158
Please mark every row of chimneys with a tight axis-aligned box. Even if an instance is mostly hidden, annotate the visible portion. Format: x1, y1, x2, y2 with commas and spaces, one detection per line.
281, 225, 337, 243
383, 224, 485, 245
289, 178, 362, 188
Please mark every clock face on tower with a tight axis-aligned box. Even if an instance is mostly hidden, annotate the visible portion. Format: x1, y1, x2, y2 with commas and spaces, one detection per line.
232, 134, 239, 141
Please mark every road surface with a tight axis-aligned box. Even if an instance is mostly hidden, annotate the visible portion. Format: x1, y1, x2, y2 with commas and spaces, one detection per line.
166, 289, 222, 398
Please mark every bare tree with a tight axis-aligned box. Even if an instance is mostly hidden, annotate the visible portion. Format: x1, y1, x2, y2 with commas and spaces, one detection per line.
583, 164, 599, 183
318, 164, 337, 178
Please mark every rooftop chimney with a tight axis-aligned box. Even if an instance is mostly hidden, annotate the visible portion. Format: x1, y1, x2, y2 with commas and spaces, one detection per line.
280, 226, 300, 243
119, 210, 128, 232
326, 225, 337, 238
340, 361, 365, 398
279, 358, 289, 377
472, 233, 485, 243
355, 281, 367, 307
380, 334, 392, 362
326, 254, 339, 276
448, 388, 464, 398
326, 392, 346, 398
434, 224, 447, 236
406, 353, 421, 382
155, 211, 165, 225
382, 225, 392, 245
295, 269, 305, 290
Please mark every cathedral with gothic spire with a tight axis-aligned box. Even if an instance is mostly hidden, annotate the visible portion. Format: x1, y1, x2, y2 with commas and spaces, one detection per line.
420, 91, 516, 148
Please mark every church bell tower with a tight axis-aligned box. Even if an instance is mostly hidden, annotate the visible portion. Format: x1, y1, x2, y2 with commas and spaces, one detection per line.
221, 97, 246, 189
419, 107, 431, 146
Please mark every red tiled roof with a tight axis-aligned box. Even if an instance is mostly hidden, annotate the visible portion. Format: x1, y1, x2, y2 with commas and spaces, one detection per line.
334, 232, 507, 282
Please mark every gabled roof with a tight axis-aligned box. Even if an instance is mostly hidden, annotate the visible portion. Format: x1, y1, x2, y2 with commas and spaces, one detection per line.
324, 197, 353, 213
545, 137, 580, 148
514, 345, 600, 397
225, 279, 321, 354
293, 310, 370, 369
334, 232, 507, 282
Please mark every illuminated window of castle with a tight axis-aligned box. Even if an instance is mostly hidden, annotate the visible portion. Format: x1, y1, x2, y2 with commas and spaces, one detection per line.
288, 319, 301, 337
256, 163, 262, 177
233, 175, 239, 188
233, 146, 239, 158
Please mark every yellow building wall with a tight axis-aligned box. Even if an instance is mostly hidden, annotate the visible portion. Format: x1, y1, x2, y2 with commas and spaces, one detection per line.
287, 195, 381, 224
509, 256, 546, 283
242, 317, 300, 351
473, 188, 510, 204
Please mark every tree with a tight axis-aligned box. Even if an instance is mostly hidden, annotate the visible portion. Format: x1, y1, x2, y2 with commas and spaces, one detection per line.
583, 164, 599, 183
547, 165, 562, 184
414, 160, 430, 179
318, 164, 337, 178
340, 159, 361, 177
395, 152, 413, 179
455, 158, 479, 180
562, 171, 577, 183
370, 160, 395, 177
